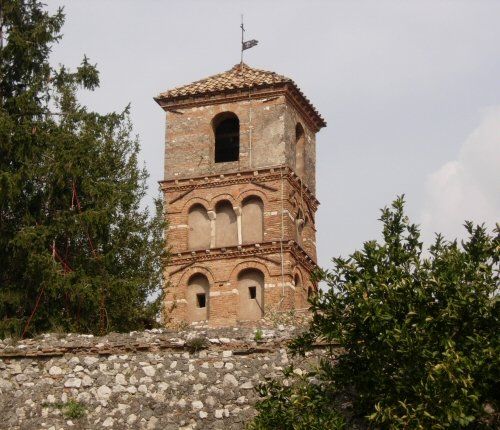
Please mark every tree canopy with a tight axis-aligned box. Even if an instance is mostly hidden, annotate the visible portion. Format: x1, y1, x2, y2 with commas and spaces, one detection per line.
0, 0, 166, 337
251, 197, 499, 429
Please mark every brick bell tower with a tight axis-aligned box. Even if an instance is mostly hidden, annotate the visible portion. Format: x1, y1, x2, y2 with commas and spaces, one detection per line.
154, 63, 326, 326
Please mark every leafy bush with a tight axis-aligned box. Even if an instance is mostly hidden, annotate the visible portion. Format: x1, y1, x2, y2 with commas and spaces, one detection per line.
254, 328, 264, 341
185, 336, 209, 353
252, 197, 499, 429
248, 367, 345, 430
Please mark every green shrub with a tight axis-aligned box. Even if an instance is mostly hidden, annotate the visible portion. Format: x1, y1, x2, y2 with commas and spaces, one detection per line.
252, 197, 499, 429
63, 400, 86, 419
186, 336, 209, 353
248, 367, 345, 430
44, 400, 86, 419
254, 328, 264, 342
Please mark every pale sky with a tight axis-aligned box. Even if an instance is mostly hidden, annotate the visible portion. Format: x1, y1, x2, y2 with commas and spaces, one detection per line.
46, 0, 500, 269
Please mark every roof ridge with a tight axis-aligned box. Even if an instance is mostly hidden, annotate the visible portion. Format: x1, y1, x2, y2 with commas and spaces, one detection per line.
157, 63, 292, 99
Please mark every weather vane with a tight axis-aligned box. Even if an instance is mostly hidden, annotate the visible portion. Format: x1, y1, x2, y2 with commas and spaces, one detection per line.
240, 15, 258, 64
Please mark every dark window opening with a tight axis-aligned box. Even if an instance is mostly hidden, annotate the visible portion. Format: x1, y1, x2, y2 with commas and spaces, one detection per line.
249, 286, 257, 299
196, 293, 206, 308
214, 114, 239, 163
307, 287, 314, 299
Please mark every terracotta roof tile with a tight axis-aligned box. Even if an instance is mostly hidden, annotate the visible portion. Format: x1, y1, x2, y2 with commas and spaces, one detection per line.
157, 63, 291, 99
156, 63, 325, 129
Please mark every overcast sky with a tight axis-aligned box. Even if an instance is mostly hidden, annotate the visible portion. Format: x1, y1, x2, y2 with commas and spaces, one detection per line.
46, 0, 500, 269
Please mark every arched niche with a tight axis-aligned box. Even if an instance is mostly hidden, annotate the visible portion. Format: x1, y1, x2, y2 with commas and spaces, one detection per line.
295, 123, 305, 178
307, 285, 316, 308
296, 209, 305, 245
215, 200, 237, 247
237, 269, 264, 321
242, 196, 264, 244
213, 112, 240, 163
186, 273, 210, 322
294, 273, 306, 308
294, 273, 302, 289
188, 204, 210, 250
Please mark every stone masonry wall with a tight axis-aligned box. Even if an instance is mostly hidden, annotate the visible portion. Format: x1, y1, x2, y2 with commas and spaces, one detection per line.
0, 326, 319, 430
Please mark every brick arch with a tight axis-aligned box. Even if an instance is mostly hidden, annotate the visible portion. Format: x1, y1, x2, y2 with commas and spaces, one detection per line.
176, 266, 215, 290
210, 193, 237, 209
181, 196, 210, 214
228, 260, 271, 284
236, 189, 269, 206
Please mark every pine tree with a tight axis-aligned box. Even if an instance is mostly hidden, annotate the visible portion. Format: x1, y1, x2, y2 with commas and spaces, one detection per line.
0, 0, 166, 337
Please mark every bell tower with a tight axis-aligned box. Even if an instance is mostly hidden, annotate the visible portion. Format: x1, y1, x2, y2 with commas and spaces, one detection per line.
155, 63, 326, 326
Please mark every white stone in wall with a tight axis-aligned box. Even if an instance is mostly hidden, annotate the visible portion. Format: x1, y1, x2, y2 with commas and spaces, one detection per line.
64, 377, 81, 388
96, 385, 112, 400
223, 373, 238, 387
48, 366, 62, 376
191, 400, 203, 410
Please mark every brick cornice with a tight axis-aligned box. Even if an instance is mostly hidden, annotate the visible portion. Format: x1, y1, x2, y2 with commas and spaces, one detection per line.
167, 241, 318, 271
160, 166, 320, 211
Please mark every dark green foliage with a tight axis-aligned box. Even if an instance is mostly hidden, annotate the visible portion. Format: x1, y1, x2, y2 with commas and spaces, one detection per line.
252, 197, 499, 429
0, 1, 166, 337
248, 367, 345, 430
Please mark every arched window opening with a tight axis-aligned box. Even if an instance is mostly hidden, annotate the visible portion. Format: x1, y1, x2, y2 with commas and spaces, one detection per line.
215, 200, 238, 247
188, 204, 210, 250
196, 293, 206, 308
242, 196, 264, 244
213, 112, 240, 163
295, 123, 305, 178
237, 269, 264, 321
187, 274, 210, 322
294, 274, 302, 288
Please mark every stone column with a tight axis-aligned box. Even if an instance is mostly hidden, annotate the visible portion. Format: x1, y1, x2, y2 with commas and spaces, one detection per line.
234, 206, 242, 245
207, 210, 216, 248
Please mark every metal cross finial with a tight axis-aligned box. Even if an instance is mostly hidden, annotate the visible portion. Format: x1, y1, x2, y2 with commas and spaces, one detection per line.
240, 15, 258, 64
240, 14, 244, 64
